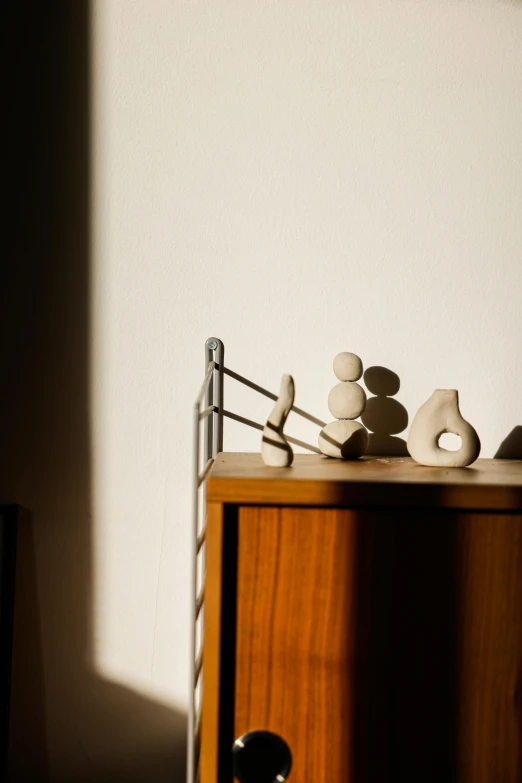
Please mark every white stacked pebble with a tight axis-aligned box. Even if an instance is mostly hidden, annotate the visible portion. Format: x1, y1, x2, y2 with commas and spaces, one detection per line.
318, 352, 369, 459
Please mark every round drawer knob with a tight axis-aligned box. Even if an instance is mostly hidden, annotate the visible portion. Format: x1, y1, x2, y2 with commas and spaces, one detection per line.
232, 730, 292, 783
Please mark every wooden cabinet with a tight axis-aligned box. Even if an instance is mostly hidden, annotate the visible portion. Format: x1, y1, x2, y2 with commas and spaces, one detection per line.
201, 455, 522, 783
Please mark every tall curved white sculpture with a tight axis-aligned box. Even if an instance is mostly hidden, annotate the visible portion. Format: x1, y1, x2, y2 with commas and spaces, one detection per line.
261, 374, 295, 467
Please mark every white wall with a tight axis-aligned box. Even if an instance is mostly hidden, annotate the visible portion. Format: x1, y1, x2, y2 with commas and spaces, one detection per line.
12, 1, 522, 780
92, 0, 522, 710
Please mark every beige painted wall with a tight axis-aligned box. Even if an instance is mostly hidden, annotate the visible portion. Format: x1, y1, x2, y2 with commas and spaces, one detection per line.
4, 1, 522, 780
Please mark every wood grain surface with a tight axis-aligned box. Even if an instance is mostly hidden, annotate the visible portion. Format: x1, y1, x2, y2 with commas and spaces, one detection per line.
234, 507, 357, 782
207, 454, 522, 510
233, 506, 522, 783
455, 513, 522, 782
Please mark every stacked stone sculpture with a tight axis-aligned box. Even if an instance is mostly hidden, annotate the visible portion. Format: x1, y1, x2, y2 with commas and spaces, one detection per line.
318, 352, 369, 459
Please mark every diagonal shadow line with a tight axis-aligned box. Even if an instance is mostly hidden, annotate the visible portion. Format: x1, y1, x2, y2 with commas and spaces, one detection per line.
261, 435, 293, 453
224, 410, 321, 454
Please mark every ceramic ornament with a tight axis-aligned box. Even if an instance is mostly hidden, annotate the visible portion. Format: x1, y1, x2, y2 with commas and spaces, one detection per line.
318, 352, 369, 460
407, 389, 481, 468
319, 419, 369, 459
333, 351, 363, 382
261, 374, 295, 467
328, 381, 366, 420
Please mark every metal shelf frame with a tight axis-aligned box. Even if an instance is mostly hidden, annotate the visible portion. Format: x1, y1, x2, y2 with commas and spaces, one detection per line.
188, 337, 324, 783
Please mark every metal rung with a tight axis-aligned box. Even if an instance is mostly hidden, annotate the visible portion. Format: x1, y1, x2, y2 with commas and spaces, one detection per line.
195, 361, 216, 405
199, 405, 216, 421
194, 708, 202, 747
195, 588, 204, 617
194, 648, 203, 683
198, 457, 214, 487
196, 529, 205, 553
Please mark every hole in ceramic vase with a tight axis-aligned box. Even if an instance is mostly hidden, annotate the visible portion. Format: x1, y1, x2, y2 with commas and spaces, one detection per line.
438, 433, 462, 451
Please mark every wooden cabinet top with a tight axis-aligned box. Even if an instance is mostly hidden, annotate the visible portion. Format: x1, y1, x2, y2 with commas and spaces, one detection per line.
207, 453, 522, 510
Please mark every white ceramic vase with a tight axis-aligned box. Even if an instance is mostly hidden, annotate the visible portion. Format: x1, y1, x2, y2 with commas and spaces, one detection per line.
407, 389, 481, 468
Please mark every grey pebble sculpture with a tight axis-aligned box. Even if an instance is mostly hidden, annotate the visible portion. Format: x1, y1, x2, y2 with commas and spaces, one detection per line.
318, 352, 369, 459
407, 389, 481, 467
261, 374, 295, 467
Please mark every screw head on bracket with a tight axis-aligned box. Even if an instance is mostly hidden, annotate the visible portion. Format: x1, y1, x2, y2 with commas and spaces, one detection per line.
207, 339, 218, 351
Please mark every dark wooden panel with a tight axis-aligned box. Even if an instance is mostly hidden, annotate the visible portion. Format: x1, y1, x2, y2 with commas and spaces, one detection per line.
207, 454, 522, 510
233, 507, 522, 783
455, 513, 522, 782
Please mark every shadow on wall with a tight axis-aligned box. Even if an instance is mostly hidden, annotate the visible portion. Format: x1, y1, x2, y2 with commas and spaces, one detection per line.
362, 368, 522, 461
3, 4, 185, 782
495, 426, 522, 459
362, 367, 409, 456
